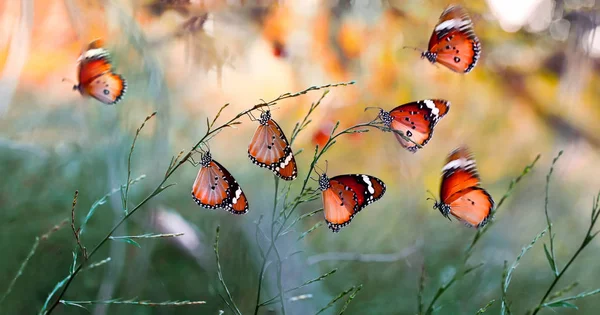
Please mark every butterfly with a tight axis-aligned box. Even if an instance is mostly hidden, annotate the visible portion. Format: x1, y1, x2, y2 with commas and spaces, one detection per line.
191, 150, 249, 214
421, 5, 481, 73
72, 39, 127, 105
318, 172, 386, 232
376, 99, 450, 153
432, 147, 494, 228
248, 110, 298, 180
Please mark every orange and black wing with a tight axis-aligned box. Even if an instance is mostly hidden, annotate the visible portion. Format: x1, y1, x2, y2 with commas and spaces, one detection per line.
77, 41, 127, 105
427, 5, 481, 73
446, 187, 493, 228
192, 160, 248, 214
384, 99, 450, 152
81, 72, 127, 105
248, 116, 297, 180
322, 174, 386, 232
438, 147, 494, 228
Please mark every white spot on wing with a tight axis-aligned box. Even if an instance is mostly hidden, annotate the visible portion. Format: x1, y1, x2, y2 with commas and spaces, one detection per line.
435, 19, 471, 32
78, 48, 109, 61
442, 158, 475, 172
423, 100, 440, 117
231, 188, 242, 204
362, 175, 375, 194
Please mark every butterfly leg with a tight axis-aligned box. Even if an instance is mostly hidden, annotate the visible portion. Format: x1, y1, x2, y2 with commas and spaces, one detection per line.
188, 156, 200, 167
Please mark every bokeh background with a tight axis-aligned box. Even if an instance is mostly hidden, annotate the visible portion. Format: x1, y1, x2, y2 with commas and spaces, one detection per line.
1, 0, 600, 314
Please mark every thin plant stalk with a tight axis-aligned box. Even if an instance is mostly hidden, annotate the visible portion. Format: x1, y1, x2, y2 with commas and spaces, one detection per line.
214, 226, 242, 315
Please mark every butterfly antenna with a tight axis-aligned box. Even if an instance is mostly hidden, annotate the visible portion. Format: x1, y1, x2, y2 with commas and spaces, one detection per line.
62, 78, 78, 90
314, 163, 325, 176
426, 190, 437, 202
403, 46, 422, 53
364, 106, 384, 112
325, 160, 329, 173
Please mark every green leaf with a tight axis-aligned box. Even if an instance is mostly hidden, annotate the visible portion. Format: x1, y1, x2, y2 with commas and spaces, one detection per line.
110, 237, 141, 248
543, 243, 557, 275
545, 301, 578, 309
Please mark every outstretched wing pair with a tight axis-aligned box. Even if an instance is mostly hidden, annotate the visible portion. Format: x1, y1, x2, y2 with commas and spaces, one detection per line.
73, 39, 127, 105
421, 5, 481, 73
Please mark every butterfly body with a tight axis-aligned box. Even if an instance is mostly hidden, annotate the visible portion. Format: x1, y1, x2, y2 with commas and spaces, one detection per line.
422, 5, 481, 73
318, 173, 386, 232
192, 151, 249, 214
74, 40, 127, 105
433, 147, 494, 228
248, 110, 297, 180
378, 99, 450, 152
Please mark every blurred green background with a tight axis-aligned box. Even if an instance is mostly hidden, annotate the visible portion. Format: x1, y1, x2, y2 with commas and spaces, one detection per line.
1, 0, 600, 314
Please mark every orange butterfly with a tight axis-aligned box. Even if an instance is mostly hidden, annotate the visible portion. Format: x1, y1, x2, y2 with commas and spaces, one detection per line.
377, 99, 450, 152
421, 5, 481, 73
72, 40, 127, 105
433, 147, 494, 228
192, 150, 249, 214
319, 172, 386, 232
248, 110, 298, 180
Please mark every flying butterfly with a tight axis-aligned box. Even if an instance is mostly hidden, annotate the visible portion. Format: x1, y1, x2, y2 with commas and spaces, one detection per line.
375, 99, 450, 153
191, 150, 249, 214
71, 39, 127, 105
248, 110, 298, 180
420, 5, 481, 73
318, 170, 386, 232
432, 147, 494, 228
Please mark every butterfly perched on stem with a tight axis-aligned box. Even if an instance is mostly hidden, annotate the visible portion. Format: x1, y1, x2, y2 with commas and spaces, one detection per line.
375, 99, 450, 153
420, 5, 481, 73
318, 171, 386, 232
248, 110, 297, 180
432, 147, 494, 228
71, 39, 127, 105
191, 150, 249, 214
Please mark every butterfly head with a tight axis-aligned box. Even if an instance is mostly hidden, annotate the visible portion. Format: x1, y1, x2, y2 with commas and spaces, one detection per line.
378, 109, 393, 127
200, 151, 212, 168
433, 201, 451, 219
421, 51, 437, 64
318, 173, 331, 191
259, 110, 272, 125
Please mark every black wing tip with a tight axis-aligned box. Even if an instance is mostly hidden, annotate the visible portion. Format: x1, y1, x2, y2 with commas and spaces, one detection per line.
191, 192, 249, 214
327, 219, 353, 233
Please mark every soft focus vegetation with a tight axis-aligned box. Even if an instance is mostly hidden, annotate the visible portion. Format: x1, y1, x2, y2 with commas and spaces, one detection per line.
1, 0, 600, 314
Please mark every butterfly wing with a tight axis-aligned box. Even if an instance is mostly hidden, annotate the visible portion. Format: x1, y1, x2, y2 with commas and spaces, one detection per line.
77, 43, 127, 105
427, 5, 481, 73
332, 174, 386, 208
192, 160, 248, 214
322, 181, 359, 232
248, 118, 297, 180
447, 187, 493, 228
386, 100, 450, 152
82, 72, 127, 105
212, 160, 249, 214
438, 147, 494, 228
323, 174, 386, 232
78, 56, 111, 87
439, 147, 480, 202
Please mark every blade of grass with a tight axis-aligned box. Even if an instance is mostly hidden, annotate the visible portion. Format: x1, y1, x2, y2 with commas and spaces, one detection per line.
315, 286, 356, 315
476, 299, 495, 314
338, 285, 362, 315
